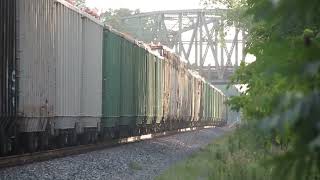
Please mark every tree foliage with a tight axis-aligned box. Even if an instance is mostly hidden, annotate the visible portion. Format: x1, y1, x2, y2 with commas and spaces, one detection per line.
99, 9, 156, 43
100, 8, 138, 32
205, 0, 320, 179
74, 0, 86, 8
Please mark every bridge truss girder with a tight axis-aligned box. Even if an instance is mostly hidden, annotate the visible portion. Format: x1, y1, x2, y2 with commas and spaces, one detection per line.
122, 9, 247, 84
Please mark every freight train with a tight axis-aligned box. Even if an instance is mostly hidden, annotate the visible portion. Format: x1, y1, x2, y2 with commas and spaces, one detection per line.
0, 0, 228, 156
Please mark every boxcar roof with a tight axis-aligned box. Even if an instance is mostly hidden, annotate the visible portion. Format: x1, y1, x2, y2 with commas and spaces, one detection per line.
55, 0, 104, 26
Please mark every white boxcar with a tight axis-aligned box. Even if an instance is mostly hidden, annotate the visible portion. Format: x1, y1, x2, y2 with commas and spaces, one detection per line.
54, 1, 83, 130
54, 0, 103, 132
18, 0, 103, 134
80, 17, 103, 131
17, 0, 56, 132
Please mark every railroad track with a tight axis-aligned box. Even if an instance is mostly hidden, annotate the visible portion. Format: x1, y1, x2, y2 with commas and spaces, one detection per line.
0, 126, 215, 169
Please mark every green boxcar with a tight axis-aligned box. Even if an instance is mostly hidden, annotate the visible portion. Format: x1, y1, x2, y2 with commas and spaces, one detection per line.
211, 89, 215, 123
216, 90, 219, 121
214, 90, 217, 121
218, 91, 222, 120
202, 84, 206, 123
102, 29, 227, 132
204, 83, 214, 124
198, 80, 204, 125
208, 87, 213, 123
207, 84, 211, 122
218, 94, 221, 121
102, 30, 121, 128
134, 45, 147, 126
212, 89, 216, 123
120, 38, 135, 127
207, 85, 211, 123
200, 83, 205, 124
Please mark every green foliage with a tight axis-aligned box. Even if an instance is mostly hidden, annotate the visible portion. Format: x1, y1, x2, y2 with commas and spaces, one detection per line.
201, 0, 320, 179
128, 161, 143, 171
100, 9, 156, 43
75, 0, 86, 8
100, 8, 137, 32
157, 126, 275, 180
220, 0, 320, 179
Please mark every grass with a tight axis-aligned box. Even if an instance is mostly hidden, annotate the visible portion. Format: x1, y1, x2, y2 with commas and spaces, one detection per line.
157, 126, 275, 180
128, 161, 143, 171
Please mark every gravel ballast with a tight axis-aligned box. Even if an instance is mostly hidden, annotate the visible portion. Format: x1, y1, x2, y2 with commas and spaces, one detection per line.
0, 127, 227, 180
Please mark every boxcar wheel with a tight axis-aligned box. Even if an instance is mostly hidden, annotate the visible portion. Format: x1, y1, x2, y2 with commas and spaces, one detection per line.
92, 131, 98, 143
88, 131, 94, 144
79, 132, 89, 145
68, 129, 77, 146
11, 135, 20, 154
102, 128, 113, 140
57, 134, 67, 148
27, 133, 39, 153
160, 120, 165, 132
0, 130, 8, 156
113, 128, 120, 139
132, 127, 139, 136
39, 132, 49, 150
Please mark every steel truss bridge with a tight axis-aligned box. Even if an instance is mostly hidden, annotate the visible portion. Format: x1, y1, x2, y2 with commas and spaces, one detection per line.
122, 9, 247, 84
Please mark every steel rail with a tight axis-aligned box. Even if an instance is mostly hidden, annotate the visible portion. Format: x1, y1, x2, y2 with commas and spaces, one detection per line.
0, 126, 218, 169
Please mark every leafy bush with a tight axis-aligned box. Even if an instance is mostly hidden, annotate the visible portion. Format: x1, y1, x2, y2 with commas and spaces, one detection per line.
223, 0, 320, 179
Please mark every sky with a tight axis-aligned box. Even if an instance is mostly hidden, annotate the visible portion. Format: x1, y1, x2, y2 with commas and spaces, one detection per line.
86, 0, 204, 12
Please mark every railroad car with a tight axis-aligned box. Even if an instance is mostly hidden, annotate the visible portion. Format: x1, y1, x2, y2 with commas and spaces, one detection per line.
0, 0, 18, 155
0, 0, 228, 156
15, 0, 103, 152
